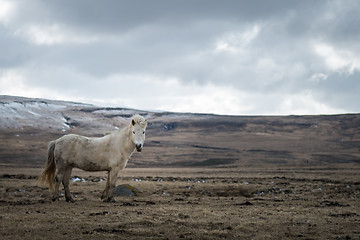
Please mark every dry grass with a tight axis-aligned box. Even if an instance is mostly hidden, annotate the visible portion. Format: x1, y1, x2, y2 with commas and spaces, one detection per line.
1, 166, 359, 239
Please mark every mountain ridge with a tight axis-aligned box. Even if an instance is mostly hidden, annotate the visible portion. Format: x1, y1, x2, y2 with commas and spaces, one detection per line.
1, 95, 359, 168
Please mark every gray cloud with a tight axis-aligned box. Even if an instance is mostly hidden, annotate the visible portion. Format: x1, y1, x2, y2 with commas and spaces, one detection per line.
1, 0, 359, 115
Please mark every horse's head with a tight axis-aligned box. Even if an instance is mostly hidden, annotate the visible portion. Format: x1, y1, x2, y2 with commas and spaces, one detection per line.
130, 114, 147, 152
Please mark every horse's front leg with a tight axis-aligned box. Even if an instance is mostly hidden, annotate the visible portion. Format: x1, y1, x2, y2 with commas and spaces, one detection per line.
102, 168, 119, 202
101, 171, 110, 200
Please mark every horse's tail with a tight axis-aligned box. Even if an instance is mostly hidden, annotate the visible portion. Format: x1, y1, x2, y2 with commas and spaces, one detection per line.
38, 141, 57, 190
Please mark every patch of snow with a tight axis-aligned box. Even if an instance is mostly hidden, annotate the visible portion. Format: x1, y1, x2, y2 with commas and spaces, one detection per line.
27, 109, 41, 117
70, 177, 86, 182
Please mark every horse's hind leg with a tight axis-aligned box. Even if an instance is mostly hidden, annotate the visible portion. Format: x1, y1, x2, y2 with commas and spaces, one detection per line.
62, 167, 74, 203
52, 168, 65, 201
52, 165, 73, 202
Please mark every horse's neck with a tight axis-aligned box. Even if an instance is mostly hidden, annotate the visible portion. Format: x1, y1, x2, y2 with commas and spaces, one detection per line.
114, 126, 135, 154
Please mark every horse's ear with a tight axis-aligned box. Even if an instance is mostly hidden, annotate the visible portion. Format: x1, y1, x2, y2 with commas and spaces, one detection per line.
132, 119, 136, 126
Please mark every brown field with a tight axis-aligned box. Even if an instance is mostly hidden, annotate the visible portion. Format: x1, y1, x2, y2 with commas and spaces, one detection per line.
1, 166, 359, 240
1, 97, 360, 239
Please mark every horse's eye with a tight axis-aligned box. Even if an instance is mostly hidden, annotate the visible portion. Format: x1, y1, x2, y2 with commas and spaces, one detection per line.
132, 131, 135, 134
143, 131, 145, 134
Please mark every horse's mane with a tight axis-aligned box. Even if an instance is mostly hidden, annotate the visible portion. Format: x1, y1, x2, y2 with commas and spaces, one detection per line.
131, 114, 147, 128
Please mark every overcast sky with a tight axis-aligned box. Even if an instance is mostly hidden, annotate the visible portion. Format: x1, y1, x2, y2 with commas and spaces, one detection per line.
1, 0, 359, 115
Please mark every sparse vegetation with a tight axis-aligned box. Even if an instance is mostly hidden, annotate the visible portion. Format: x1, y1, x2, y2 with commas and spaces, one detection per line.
0, 167, 359, 239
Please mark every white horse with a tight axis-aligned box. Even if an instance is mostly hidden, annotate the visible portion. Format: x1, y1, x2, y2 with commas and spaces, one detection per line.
38, 114, 147, 202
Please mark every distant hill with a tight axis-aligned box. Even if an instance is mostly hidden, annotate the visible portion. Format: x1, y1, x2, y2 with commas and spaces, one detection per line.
1, 95, 359, 168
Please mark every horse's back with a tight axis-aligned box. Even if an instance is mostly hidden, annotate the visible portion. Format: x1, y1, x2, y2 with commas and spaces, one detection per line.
56, 134, 98, 148
53, 133, 113, 171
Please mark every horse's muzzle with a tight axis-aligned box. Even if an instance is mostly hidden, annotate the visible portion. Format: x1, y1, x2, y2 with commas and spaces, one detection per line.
136, 143, 142, 152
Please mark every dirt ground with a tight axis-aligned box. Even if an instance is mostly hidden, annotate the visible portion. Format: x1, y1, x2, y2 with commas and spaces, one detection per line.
1, 166, 359, 240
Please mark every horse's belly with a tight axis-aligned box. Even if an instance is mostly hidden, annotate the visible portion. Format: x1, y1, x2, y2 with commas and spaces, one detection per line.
71, 158, 109, 172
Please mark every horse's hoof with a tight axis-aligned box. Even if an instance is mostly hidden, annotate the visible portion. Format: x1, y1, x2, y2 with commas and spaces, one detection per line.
66, 198, 75, 203
52, 196, 59, 202
103, 197, 116, 203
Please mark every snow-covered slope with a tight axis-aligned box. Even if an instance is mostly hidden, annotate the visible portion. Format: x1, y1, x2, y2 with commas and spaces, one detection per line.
0, 96, 79, 129
0, 95, 149, 132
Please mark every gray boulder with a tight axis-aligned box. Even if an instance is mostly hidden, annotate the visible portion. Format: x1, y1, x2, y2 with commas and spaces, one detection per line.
113, 184, 140, 197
